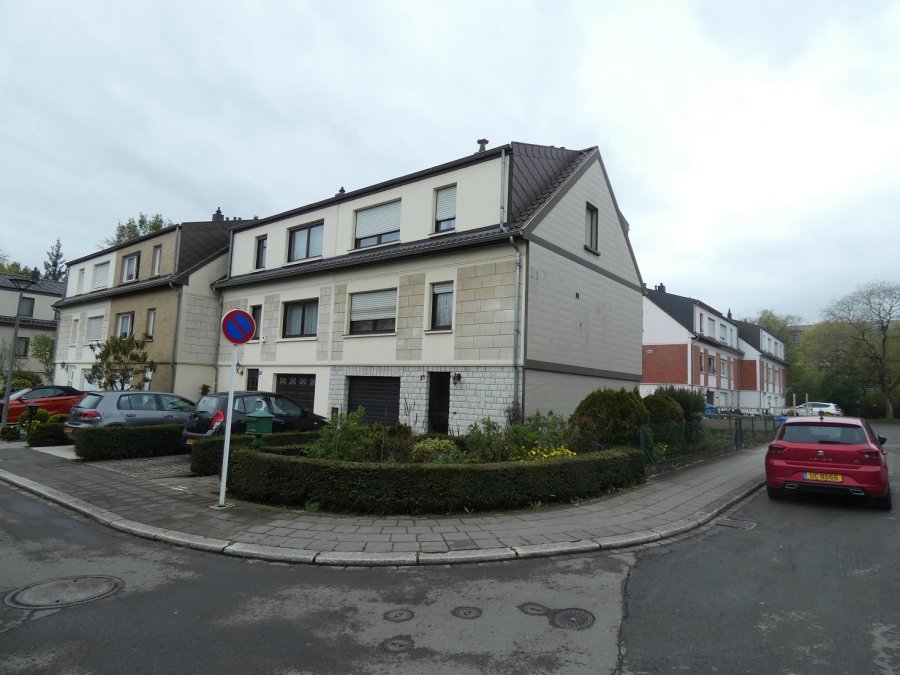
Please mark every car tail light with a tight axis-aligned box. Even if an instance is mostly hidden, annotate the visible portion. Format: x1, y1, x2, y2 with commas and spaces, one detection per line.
858, 448, 883, 463
767, 443, 787, 456
78, 410, 101, 421
209, 410, 225, 432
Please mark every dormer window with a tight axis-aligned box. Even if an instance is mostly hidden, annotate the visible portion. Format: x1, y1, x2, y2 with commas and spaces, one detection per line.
122, 253, 140, 282
434, 185, 456, 233
355, 200, 400, 248
288, 223, 323, 262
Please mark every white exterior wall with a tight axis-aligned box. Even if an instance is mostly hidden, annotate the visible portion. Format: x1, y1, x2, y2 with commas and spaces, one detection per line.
54, 300, 110, 390
642, 297, 690, 343
65, 251, 117, 297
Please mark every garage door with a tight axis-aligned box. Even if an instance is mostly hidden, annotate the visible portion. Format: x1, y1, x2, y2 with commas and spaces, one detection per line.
347, 376, 400, 425
275, 374, 316, 410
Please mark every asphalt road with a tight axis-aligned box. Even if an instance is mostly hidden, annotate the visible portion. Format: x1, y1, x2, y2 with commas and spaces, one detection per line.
620, 424, 900, 675
0, 482, 632, 674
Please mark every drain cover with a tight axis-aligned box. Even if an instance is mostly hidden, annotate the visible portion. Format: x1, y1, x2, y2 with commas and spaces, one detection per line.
381, 636, 413, 653
452, 606, 482, 619
383, 608, 414, 623
518, 602, 550, 616
5, 576, 123, 609
550, 608, 595, 630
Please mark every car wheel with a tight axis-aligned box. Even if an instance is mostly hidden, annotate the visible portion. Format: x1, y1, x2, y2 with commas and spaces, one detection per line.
766, 484, 783, 500
875, 487, 893, 511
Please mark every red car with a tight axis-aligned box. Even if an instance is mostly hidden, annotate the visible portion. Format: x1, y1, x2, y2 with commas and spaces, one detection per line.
766, 416, 891, 510
1, 385, 84, 424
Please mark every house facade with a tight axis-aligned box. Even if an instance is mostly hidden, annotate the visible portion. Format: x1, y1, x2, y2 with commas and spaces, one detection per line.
1, 271, 64, 382
214, 141, 644, 433
641, 285, 743, 409
54, 215, 232, 397
734, 319, 787, 413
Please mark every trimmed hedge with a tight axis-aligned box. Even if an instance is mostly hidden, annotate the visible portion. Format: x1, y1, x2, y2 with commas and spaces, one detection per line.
26, 423, 72, 447
226, 447, 645, 514
75, 424, 186, 460
190, 430, 321, 476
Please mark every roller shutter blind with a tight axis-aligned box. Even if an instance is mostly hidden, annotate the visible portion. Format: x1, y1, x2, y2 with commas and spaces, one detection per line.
355, 201, 401, 238
350, 289, 397, 321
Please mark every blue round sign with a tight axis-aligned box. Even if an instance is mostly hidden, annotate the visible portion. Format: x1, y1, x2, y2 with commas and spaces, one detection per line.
221, 309, 256, 345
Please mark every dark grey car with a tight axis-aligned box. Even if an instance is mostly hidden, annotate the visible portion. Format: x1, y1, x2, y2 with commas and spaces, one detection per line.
64, 391, 196, 437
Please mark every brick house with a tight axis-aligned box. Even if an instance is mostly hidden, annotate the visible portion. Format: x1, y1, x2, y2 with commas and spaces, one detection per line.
54, 213, 232, 397
213, 140, 645, 433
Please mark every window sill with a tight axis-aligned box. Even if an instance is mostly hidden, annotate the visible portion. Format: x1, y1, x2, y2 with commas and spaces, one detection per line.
429, 229, 456, 238
343, 332, 397, 338
424, 328, 452, 334
583, 245, 601, 257
277, 336, 317, 342
285, 256, 323, 266
350, 240, 400, 253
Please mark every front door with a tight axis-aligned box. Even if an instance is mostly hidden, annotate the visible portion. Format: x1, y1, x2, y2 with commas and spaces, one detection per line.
427, 372, 451, 433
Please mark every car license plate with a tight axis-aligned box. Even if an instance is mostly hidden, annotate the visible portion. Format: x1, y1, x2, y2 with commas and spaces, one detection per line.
804, 472, 842, 482
185, 438, 195, 445
64, 427, 72, 435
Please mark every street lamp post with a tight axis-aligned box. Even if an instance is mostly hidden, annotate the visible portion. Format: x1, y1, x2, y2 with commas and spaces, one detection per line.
1, 272, 38, 429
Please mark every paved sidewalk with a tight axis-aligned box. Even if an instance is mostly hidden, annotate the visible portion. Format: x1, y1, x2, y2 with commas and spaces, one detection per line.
0, 441, 765, 566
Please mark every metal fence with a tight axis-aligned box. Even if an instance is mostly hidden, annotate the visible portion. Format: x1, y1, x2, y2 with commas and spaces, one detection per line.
640, 415, 780, 464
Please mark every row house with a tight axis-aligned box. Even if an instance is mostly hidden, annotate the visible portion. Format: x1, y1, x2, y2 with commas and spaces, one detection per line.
1, 271, 64, 380
641, 284, 787, 412
733, 319, 787, 413
53, 215, 232, 396
214, 140, 645, 433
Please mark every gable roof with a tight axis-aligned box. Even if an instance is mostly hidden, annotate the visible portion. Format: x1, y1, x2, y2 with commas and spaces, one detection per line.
0, 273, 65, 298
646, 287, 744, 355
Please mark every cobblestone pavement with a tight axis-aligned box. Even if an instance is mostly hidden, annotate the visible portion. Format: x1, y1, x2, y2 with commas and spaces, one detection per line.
0, 442, 765, 566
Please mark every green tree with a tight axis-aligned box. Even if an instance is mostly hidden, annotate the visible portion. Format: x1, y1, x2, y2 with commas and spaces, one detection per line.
0, 250, 31, 275
42, 238, 65, 282
30, 334, 56, 383
822, 281, 900, 418
104, 213, 174, 247
84, 335, 156, 390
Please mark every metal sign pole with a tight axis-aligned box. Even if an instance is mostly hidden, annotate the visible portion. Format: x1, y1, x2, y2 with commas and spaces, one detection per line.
217, 344, 238, 507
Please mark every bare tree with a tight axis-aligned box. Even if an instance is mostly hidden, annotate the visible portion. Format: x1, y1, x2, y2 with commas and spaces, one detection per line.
824, 281, 900, 418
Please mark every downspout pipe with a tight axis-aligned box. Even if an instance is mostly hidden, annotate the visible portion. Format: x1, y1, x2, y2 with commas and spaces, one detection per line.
509, 236, 521, 414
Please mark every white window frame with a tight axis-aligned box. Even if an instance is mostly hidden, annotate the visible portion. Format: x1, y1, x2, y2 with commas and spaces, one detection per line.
87, 316, 104, 342
146, 308, 156, 340
76, 268, 85, 294
434, 185, 457, 233
122, 253, 140, 282
430, 282, 454, 330
152, 245, 162, 276
288, 223, 323, 262
115, 312, 134, 339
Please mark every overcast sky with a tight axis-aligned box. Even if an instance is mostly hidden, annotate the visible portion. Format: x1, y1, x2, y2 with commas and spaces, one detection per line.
2, 0, 898, 323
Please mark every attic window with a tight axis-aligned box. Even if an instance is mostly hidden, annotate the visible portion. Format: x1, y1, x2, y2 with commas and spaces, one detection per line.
355, 201, 400, 249
434, 185, 456, 233
584, 203, 599, 254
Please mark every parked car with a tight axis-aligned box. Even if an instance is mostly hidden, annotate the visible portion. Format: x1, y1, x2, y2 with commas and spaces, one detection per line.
787, 401, 843, 417
1, 385, 84, 423
64, 391, 196, 436
181, 391, 328, 445
765, 416, 891, 510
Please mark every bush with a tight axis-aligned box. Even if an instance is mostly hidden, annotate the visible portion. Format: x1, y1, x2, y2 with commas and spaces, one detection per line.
226, 446, 645, 514
27, 423, 71, 447
462, 418, 509, 462
643, 393, 684, 424
412, 437, 459, 462
654, 386, 705, 420
48, 413, 68, 424
75, 424, 185, 460
505, 410, 579, 453
190, 430, 322, 475
571, 388, 649, 451
0, 425, 21, 441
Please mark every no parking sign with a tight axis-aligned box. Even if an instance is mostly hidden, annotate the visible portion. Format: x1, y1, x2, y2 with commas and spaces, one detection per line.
221, 309, 256, 345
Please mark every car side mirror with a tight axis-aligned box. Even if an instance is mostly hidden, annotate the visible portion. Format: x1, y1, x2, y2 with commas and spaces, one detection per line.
879, 436, 888, 445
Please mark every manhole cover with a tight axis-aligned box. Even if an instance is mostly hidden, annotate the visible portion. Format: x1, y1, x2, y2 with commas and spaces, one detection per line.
5, 576, 123, 609
452, 606, 482, 619
518, 602, 549, 616
381, 636, 413, 653
383, 608, 414, 623
550, 608, 595, 630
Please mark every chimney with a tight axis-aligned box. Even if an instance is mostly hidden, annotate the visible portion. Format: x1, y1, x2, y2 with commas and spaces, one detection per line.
476, 138, 489, 153
336, 187, 345, 196
727, 309, 732, 319
30, 267, 40, 281
212, 207, 225, 222
655, 283, 666, 293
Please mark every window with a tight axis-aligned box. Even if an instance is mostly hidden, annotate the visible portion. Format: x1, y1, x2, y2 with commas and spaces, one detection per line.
93, 262, 109, 289
250, 304, 262, 340
76, 268, 85, 294
355, 201, 400, 248
282, 299, 318, 338
698, 313, 704, 333
146, 308, 156, 340
349, 289, 397, 334
70, 318, 80, 346
15, 337, 29, 357
708, 317, 715, 336
87, 316, 104, 342
246, 368, 260, 391
719, 323, 727, 342
255, 235, 267, 269
585, 203, 599, 252
122, 253, 140, 282
434, 185, 457, 232
18, 296, 34, 317
708, 355, 717, 375
152, 245, 162, 276
430, 282, 453, 330
288, 223, 323, 262
115, 312, 134, 339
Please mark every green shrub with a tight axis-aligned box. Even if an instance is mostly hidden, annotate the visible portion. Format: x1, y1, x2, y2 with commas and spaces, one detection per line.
190, 430, 321, 475
412, 437, 459, 462
643, 393, 684, 424
75, 424, 185, 460
505, 411, 578, 453
308, 408, 380, 462
48, 413, 69, 424
0, 424, 21, 441
571, 388, 649, 451
226, 446, 645, 514
654, 386, 705, 420
462, 418, 509, 462
27, 423, 71, 447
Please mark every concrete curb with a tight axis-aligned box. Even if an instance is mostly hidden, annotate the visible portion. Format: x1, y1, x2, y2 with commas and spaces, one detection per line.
0, 467, 765, 567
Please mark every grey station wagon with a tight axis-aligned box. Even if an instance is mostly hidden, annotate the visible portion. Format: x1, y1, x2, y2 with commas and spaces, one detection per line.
64, 391, 196, 436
